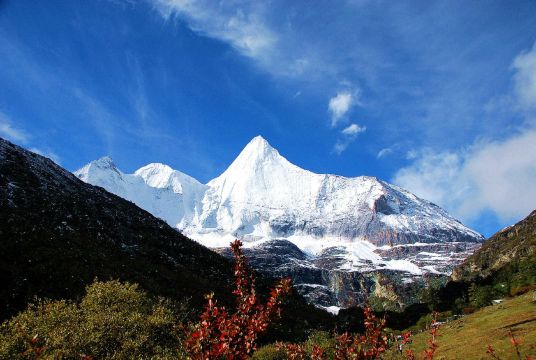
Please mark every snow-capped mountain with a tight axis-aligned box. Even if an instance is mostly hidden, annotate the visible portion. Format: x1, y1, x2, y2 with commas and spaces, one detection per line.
75, 156, 206, 229
75, 136, 484, 311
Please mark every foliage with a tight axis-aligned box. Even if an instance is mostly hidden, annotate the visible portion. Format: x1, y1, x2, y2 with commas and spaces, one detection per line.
384, 292, 536, 359
275, 306, 389, 360
487, 329, 534, 360
184, 240, 292, 359
251, 344, 287, 360
0, 280, 187, 359
418, 278, 445, 311
468, 283, 494, 308
255, 332, 335, 360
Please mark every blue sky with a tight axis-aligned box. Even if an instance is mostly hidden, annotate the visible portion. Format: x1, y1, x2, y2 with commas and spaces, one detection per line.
1, 0, 536, 236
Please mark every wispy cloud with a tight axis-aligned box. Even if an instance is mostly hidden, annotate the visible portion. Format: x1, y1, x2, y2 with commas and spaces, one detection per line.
0, 112, 29, 144
153, 0, 276, 60
512, 41, 536, 112
328, 91, 356, 127
394, 42, 536, 224
0, 111, 61, 164
341, 123, 365, 136
377, 148, 392, 159
333, 123, 366, 154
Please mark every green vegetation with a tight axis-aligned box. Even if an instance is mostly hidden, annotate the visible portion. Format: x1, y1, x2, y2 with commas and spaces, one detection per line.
0, 280, 189, 359
452, 210, 536, 287
385, 292, 536, 359
253, 331, 337, 360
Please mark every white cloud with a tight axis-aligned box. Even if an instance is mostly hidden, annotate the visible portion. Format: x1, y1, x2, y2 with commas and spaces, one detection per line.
333, 123, 366, 154
377, 148, 392, 159
0, 112, 29, 144
394, 128, 536, 223
328, 91, 355, 127
512, 41, 536, 110
332, 142, 348, 155
342, 123, 365, 135
153, 0, 276, 59
394, 42, 536, 224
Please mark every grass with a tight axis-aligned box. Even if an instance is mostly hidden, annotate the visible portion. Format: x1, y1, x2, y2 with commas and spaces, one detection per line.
386, 292, 536, 359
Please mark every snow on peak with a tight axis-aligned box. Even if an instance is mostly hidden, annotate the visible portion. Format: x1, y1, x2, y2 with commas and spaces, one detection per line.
95, 156, 116, 167
134, 162, 205, 195
213, 135, 294, 179
74, 156, 121, 183
243, 135, 277, 157
136, 162, 174, 177
76, 135, 483, 274
201, 137, 321, 232
75, 159, 206, 228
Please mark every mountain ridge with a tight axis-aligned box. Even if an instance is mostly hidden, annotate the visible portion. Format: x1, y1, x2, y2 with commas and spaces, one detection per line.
0, 137, 232, 318
451, 209, 536, 283
76, 135, 484, 310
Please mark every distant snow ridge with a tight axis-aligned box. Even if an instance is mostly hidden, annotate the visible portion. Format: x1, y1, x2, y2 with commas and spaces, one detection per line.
75, 136, 484, 309
75, 156, 206, 229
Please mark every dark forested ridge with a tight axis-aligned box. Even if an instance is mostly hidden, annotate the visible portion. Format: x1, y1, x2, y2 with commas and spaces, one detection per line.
0, 137, 236, 318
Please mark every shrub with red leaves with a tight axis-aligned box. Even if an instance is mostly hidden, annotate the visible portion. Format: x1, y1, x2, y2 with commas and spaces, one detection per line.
401, 332, 415, 360
278, 304, 390, 360
422, 313, 439, 360
276, 342, 308, 360
21, 334, 46, 360
332, 306, 388, 360
276, 342, 326, 360
487, 329, 534, 360
398, 313, 440, 360
184, 239, 292, 359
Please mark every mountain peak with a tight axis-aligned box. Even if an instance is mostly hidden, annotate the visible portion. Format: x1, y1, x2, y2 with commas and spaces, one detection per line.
94, 156, 117, 169
135, 162, 174, 177
240, 135, 278, 159
210, 135, 296, 185
74, 156, 119, 182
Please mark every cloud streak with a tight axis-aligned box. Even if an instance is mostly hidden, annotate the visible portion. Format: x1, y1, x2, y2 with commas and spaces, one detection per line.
377, 148, 392, 159
512, 41, 536, 112
333, 123, 366, 154
0, 112, 29, 143
153, 0, 276, 61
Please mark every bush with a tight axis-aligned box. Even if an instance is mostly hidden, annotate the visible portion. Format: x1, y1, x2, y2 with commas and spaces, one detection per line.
183, 240, 291, 359
0, 280, 187, 359
468, 284, 494, 308
303, 331, 336, 358
452, 297, 467, 315
251, 344, 287, 360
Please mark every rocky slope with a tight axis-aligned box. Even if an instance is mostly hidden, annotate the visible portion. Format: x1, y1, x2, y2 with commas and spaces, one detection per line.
0, 137, 233, 319
452, 209, 536, 283
76, 136, 484, 311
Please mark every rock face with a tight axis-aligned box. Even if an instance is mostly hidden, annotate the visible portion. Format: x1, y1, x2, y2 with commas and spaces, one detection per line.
76, 135, 484, 311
